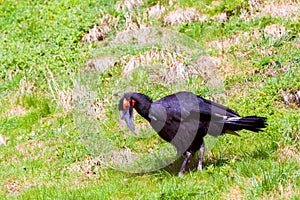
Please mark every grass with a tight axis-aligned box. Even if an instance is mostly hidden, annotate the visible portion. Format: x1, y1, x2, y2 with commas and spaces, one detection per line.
1, 0, 300, 199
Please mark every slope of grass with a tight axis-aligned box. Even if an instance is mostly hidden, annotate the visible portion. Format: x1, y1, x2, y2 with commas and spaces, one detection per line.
1, 0, 299, 199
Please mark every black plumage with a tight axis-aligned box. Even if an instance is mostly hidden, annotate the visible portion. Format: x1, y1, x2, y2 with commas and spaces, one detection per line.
119, 91, 267, 176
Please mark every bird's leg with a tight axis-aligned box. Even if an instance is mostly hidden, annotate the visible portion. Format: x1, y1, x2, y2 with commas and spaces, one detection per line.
197, 142, 205, 171
178, 151, 191, 177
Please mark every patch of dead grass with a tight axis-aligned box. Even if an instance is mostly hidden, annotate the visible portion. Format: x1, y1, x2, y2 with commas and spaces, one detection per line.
118, 46, 236, 86
212, 12, 228, 22
3, 76, 34, 117
296, 39, 300, 49
17, 78, 35, 95
120, 50, 223, 84
115, 0, 144, 12
15, 139, 45, 160
68, 156, 101, 177
161, 61, 188, 84
5, 105, 27, 117
2, 178, 51, 197
263, 181, 300, 200
244, 0, 300, 21
84, 56, 117, 72
206, 29, 261, 51
82, 14, 119, 43
281, 90, 300, 108
264, 24, 287, 41
2, 179, 23, 196
189, 56, 221, 75
122, 12, 150, 31
148, 3, 167, 18
0, 134, 7, 146
276, 145, 300, 164
261, 64, 290, 77
121, 49, 182, 74
46, 69, 73, 112
111, 27, 165, 46
163, 8, 207, 25
72, 81, 107, 121
206, 24, 288, 59
69, 148, 139, 175
223, 186, 244, 200
86, 98, 106, 120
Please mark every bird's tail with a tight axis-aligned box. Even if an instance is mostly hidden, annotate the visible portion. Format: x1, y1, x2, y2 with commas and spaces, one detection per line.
223, 116, 267, 133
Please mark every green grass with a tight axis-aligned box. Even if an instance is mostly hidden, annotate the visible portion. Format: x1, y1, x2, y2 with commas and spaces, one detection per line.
1, 0, 300, 199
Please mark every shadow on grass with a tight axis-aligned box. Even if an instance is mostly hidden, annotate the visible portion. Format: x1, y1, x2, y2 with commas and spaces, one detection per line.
111, 146, 273, 177
157, 147, 272, 175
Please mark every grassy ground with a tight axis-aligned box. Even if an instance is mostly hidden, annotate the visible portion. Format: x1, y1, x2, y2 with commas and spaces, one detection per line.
0, 0, 299, 199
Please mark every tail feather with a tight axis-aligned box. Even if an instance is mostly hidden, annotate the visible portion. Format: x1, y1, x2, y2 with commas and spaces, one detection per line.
223, 116, 267, 132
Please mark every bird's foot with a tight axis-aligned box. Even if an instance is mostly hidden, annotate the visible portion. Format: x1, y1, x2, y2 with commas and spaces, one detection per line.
197, 142, 205, 171
197, 163, 202, 171
178, 151, 191, 177
178, 171, 184, 177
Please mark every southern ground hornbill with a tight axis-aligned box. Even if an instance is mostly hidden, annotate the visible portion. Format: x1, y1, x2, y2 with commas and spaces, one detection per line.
119, 91, 267, 176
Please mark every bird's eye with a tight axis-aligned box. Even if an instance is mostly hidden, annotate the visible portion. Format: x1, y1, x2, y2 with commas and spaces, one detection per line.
131, 99, 136, 106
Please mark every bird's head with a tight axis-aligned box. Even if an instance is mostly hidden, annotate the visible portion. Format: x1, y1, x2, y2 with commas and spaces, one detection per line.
118, 93, 137, 135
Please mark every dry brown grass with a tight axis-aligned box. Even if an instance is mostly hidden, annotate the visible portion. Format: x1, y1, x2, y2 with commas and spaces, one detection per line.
148, 3, 167, 18
17, 77, 35, 95
223, 186, 244, 200
68, 156, 101, 176
121, 49, 182, 74
212, 12, 228, 22
244, 0, 300, 21
72, 79, 107, 121
118, 46, 232, 86
15, 139, 45, 160
5, 72, 35, 100
0, 134, 7, 146
46, 68, 73, 112
82, 14, 119, 43
84, 56, 117, 72
84, 1, 167, 37
5, 105, 27, 117
2, 179, 23, 195
69, 149, 137, 175
115, 0, 144, 12
261, 64, 291, 78
264, 24, 287, 41
3, 77, 34, 118
119, 49, 209, 84
82, 24, 110, 43
111, 27, 170, 47
206, 24, 288, 69
263, 181, 300, 200
207, 29, 261, 51
276, 145, 300, 164
281, 90, 300, 107
86, 98, 106, 120
296, 39, 300, 49
2, 177, 52, 197
163, 8, 207, 25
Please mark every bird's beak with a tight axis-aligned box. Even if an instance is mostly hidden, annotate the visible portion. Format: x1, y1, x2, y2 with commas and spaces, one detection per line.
120, 107, 137, 135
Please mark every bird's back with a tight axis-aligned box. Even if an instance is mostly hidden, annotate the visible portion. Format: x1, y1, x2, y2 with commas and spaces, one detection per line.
148, 91, 243, 153
148, 92, 207, 153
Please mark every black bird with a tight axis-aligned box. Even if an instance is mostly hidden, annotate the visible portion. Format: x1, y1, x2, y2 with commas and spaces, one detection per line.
119, 91, 267, 176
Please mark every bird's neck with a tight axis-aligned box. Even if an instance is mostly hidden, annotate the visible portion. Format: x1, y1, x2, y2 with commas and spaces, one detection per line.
132, 93, 152, 121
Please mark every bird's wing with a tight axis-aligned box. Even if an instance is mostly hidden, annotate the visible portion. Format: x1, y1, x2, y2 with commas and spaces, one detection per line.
149, 92, 240, 123
148, 93, 185, 123
198, 97, 240, 118
149, 99, 181, 123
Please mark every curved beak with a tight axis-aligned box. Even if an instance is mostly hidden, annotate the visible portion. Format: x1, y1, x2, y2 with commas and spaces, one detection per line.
120, 107, 137, 135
